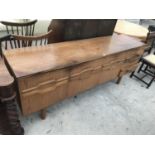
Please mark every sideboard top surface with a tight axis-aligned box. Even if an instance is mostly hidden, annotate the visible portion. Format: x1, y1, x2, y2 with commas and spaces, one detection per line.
4, 33, 145, 78
0, 58, 14, 86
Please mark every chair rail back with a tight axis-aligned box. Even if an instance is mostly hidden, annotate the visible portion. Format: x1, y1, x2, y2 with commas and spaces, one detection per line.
0, 20, 38, 36
0, 30, 53, 57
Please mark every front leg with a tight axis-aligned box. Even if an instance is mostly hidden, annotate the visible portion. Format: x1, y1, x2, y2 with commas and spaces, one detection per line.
116, 70, 123, 84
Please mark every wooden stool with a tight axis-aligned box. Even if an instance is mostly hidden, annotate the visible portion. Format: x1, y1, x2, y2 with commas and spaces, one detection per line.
130, 54, 155, 88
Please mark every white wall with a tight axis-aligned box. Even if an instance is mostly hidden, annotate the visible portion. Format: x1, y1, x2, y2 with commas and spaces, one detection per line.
34, 20, 51, 34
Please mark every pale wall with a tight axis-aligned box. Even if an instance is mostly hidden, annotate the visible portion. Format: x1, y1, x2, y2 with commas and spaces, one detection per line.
34, 20, 51, 34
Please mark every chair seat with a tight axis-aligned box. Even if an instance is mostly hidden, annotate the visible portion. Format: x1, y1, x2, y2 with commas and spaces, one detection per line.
142, 54, 155, 67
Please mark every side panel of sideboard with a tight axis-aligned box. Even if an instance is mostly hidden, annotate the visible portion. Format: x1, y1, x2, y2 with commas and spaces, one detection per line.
17, 47, 144, 115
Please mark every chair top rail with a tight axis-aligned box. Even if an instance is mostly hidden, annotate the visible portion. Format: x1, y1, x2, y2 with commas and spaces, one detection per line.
12, 30, 53, 41
0, 20, 38, 27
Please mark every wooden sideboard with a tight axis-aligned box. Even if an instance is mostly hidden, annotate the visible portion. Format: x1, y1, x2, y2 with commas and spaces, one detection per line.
3, 34, 145, 118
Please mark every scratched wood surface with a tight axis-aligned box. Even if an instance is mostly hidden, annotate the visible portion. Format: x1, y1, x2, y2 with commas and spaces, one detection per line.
4, 34, 144, 78
0, 58, 14, 87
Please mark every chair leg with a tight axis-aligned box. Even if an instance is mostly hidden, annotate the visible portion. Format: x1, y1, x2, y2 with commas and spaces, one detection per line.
116, 76, 122, 84
144, 65, 148, 71
130, 71, 135, 78
147, 75, 155, 88
137, 62, 144, 73
40, 109, 46, 120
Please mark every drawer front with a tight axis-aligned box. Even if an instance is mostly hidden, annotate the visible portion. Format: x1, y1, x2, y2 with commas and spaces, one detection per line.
18, 69, 70, 115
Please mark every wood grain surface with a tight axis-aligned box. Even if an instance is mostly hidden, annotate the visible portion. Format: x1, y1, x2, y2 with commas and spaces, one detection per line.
4, 33, 145, 78
0, 58, 14, 87
17, 47, 143, 115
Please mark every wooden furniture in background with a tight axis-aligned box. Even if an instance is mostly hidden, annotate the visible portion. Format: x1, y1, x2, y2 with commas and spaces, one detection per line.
0, 30, 53, 121
3, 34, 145, 117
0, 30, 53, 56
0, 20, 37, 36
144, 25, 155, 54
130, 54, 155, 88
48, 19, 117, 43
130, 26, 155, 88
11, 29, 52, 47
0, 57, 24, 135
0, 34, 11, 57
114, 20, 148, 41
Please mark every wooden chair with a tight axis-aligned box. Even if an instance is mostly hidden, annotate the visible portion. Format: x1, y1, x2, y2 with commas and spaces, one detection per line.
0, 30, 53, 119
130, 54, 155, 88
0, 35, 11, 57
130, 25, 155, 88
0, 30, 53, 57
0, 19, 37, 36
143, 25, 155, 55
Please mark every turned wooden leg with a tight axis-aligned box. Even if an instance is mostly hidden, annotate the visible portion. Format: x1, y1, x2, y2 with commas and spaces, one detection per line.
0, 82, 24, 135
5, 100, 24, 135
40, 109, 46, 120
0, 98, 24, 135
